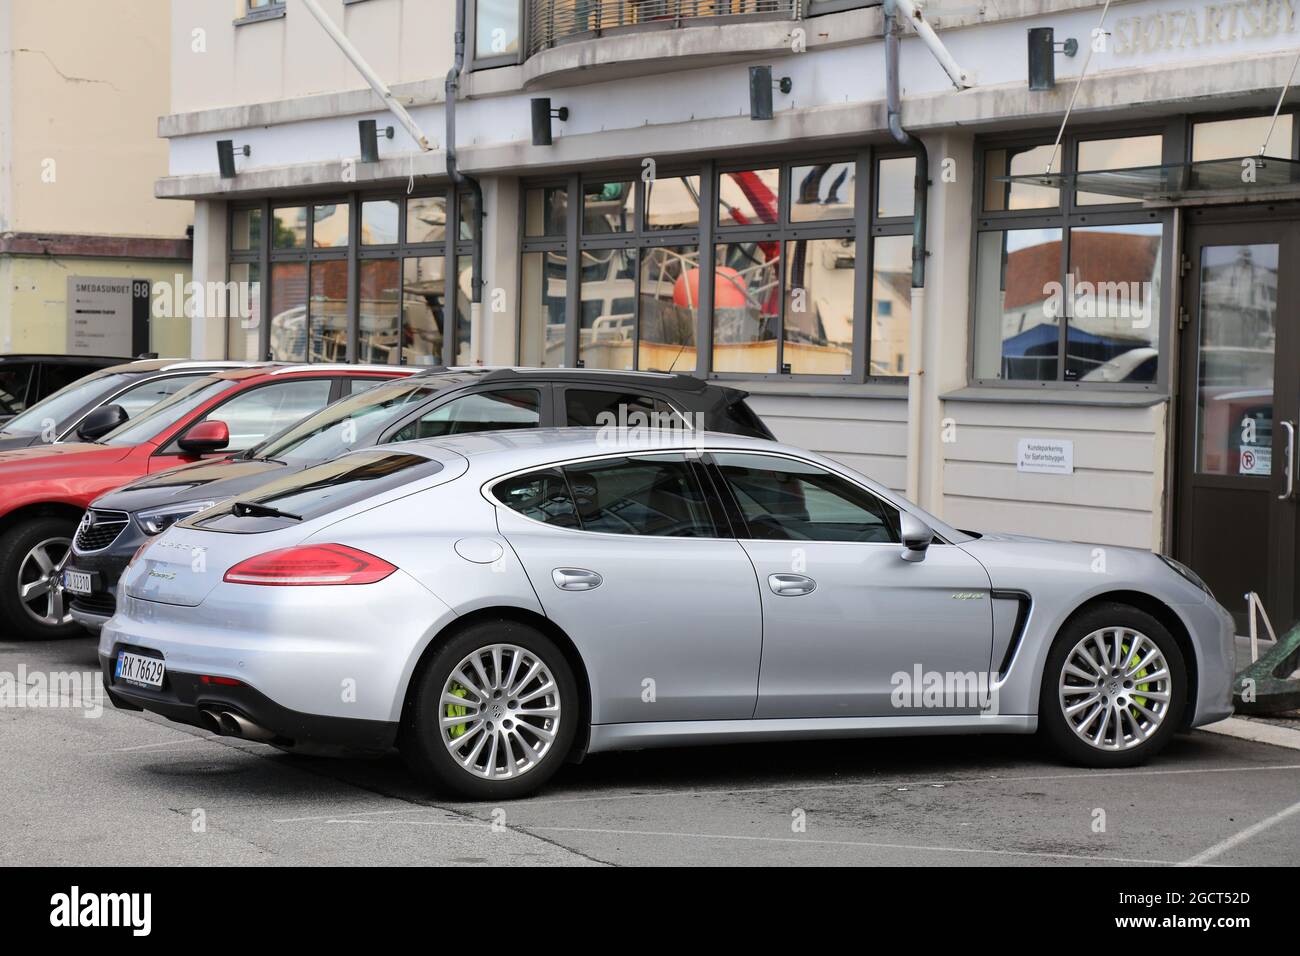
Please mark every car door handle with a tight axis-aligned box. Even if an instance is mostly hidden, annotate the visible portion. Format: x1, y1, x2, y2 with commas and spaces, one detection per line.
552, 568, 603, 591
768, 573, 816, 596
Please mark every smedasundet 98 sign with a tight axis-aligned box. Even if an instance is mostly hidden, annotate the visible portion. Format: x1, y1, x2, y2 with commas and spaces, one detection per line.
66, 276, 150, 356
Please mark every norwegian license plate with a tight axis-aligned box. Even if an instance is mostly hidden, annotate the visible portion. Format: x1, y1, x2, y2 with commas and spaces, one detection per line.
115, 650, 165, 688
62, 569, 92, 595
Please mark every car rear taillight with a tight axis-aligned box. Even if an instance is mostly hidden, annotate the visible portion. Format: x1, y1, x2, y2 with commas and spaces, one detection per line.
223, 544, 397, 586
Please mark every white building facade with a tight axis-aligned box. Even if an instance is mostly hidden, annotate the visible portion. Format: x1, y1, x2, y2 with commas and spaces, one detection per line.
160, 0, 1300, 632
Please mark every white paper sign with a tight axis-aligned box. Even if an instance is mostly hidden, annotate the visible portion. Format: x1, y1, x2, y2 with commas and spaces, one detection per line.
1017, 437, 1074, 475
1239, 445, 1271, 476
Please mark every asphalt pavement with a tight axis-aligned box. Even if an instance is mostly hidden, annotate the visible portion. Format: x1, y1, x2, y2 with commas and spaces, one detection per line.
2, 633, 1297, 866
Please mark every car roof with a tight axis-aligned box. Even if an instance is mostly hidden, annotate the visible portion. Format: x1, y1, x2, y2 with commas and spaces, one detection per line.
95, 358, 263, 375
0, 353, 133, 363
389, 427, 775, 466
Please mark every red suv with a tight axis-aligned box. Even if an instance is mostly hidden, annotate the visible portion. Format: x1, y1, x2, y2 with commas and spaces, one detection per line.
0, 363, 410, 640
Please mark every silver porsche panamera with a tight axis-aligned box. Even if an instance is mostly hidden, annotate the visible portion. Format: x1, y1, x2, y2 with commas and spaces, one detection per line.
99, 429, 1235, 800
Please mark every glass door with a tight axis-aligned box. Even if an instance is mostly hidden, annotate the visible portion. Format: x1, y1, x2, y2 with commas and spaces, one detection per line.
1177, 216, 1300, 632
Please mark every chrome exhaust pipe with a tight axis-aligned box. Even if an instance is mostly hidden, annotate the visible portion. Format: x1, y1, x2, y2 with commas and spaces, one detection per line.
219, 711, 276, 742
198, 709, 223, 735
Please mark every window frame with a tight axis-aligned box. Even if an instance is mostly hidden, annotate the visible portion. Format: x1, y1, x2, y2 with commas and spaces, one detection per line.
227, 188, 474, 366
519, 147, 917, 384
382, 384, 546, 443
486, 451, 724, 539
970, 121, 1179, 393
153, 375, 338, 457
235, 0, 285, 26
706, 449, 904, 544
468, 0, 526, 70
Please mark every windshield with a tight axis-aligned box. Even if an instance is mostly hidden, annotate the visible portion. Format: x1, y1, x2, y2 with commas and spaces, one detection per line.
101, 377, 229, 446
194, 450, 443, 532
1, 370, 130, 436
251, 377, 444, 463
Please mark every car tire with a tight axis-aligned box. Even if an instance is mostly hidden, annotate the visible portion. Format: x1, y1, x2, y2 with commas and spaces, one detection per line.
400, 619, 578, 800
0, 515, 81, 641
1039, 602, 1187, 768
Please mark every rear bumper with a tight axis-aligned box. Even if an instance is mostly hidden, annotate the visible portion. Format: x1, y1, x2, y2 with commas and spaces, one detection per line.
100, 651, 398, 753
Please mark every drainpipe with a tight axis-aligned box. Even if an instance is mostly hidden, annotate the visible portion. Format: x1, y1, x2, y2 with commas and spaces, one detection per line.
447, 0, 486, 364
884, 0, 930, 505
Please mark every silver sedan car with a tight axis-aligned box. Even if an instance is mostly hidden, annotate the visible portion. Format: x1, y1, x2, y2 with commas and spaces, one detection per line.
100, 429, 1235, 800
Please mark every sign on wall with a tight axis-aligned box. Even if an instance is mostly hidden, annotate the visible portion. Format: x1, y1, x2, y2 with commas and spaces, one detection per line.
66, 277, 150, 356
1017, 437, 1075, 475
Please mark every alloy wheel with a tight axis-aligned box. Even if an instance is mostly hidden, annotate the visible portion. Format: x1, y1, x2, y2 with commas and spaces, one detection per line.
438, 643, 561, 780
1058, 626, 1172, 751
18, 536, 73, 627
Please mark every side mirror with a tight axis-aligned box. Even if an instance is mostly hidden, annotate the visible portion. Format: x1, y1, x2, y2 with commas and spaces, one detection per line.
76, 404, 129, 441
899, 512, 934, 563
177, 419, 230, 455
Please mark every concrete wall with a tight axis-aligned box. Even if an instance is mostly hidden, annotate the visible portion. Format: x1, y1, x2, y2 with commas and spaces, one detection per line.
748, 393, 911, 494
6, 0, 190, 239
170, 0, 455, 114
939, 401, 1167, 549
0, 257, 191, 356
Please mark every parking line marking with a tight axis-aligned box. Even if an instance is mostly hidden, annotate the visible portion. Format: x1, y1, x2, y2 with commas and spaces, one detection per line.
88, 737, 213, 755
268, 762, 1300, 823
1180, 798, 1300, 866
480, 761, 1300, 808
422, 821, 1182, 865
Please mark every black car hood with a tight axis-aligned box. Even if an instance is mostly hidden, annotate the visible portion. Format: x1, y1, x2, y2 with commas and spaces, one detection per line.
91, 457, 309, 513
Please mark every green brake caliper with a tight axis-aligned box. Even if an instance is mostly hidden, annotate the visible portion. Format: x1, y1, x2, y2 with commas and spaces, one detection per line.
1122, 643, 1150, 717
446, 682, 469, 739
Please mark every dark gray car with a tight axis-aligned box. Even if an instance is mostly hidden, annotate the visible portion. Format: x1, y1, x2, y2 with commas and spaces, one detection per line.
66, 367, 773, 629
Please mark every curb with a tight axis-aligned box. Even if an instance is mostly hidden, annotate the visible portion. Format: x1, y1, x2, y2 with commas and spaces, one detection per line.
1200, 717, 1300, 752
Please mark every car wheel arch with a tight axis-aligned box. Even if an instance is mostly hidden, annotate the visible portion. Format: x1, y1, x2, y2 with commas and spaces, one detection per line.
0, 501, 84, 537
1050, 589, 1199, 729
400, 605, 594, 764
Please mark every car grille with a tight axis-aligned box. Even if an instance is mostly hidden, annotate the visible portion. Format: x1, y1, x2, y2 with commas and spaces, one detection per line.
74, 509, 130, 553
70, 592, 116, 619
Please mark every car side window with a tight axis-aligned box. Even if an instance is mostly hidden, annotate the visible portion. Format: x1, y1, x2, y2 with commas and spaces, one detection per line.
196, 378, 334, 453
36, 362, 86, 400
563, 455, 713, 537
113, 375, 204, 418
563, 388, 686, 429
492, 468, 581, 528
393, 388, 540, 442
343, 376, 388, 397
713, 453, 901, 543
0, 364, 34, 416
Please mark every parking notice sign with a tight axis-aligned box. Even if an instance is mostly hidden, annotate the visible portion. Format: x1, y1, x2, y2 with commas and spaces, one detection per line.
1239, 445, 1271, 476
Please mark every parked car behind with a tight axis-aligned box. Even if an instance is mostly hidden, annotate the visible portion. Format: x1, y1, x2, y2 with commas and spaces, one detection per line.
0, 363, 409, 640
0, 358, 249, 453
0, 353, 138, 423
100, 429, 1233, 800
67, 367, 772, 631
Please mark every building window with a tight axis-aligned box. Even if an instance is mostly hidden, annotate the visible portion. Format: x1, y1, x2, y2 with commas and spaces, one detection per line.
473, 0, 521, 65
973, 131, 1169, 388
520, 152, 913, 380
237, 0, 286, 24
1192, 114, 1296, 161
227, 188, 474, 364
